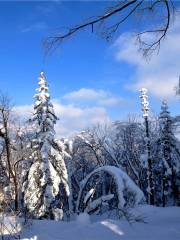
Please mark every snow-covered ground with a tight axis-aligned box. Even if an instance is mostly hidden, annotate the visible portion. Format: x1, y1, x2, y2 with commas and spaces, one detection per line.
3, 205, 180, 240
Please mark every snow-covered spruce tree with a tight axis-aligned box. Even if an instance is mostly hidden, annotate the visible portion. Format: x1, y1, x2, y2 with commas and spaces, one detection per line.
23, 72, 70, 219
154, 101, 180, 206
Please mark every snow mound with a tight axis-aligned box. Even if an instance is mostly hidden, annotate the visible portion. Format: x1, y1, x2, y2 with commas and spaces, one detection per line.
76, 213, 90, 225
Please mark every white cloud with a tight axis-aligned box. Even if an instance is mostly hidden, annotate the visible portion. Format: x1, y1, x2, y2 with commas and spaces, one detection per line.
98, 97, 123, 107
21, 22, 48, 33
14, 100, 110, 138
14, 104, 33, 118
113, 16, 180, 99
63, 88, 107, 101
63, 88, 123, 107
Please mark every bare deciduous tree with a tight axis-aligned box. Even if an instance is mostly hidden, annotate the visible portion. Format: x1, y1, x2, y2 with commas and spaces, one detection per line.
0, 93, 24, 212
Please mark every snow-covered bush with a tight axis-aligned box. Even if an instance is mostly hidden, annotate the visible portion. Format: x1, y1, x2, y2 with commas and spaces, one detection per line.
76, 166, 144, 215
52, 207, 64, 221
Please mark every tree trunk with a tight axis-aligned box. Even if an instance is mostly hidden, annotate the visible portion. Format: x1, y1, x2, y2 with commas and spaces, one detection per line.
4, 127, 18, 211
145, 117, 154, 205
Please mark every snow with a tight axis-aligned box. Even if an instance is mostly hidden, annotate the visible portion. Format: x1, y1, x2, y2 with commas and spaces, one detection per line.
85, 194, 114, 213
52, 208, 64, 221
76, 213, 90, 225
17, 205, 180, 240
83, 188, 95, 204
139, 88, 149, 117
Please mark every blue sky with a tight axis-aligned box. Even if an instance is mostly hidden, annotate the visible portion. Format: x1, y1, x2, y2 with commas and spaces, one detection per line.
0, 1, 180, 137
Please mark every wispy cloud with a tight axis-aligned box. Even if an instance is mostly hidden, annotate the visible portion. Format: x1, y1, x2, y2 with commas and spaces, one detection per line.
35, 1, 62, 16
63, 88, 107, 101
63, 88, 124, 107
21, 22, 48, 33
113, 15, 180, 100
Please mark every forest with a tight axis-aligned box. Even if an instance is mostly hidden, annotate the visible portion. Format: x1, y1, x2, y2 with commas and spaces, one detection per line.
0, 71, 179, 239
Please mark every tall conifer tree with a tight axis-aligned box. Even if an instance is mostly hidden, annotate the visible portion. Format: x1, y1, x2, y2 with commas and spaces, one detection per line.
154, 101, 180, 206
23, 72, 70, 219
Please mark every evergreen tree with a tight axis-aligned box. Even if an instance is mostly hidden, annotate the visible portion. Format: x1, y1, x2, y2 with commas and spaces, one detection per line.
154, 100, 180, 206
23, 72, 70, 219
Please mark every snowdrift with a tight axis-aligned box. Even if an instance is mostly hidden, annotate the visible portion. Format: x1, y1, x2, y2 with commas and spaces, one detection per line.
18, 205, 180, 240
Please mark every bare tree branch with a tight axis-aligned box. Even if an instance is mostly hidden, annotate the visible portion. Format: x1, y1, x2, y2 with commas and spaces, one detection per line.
137, 0, 171, 57
44, 0, 139, 54
44, 0, 176, 57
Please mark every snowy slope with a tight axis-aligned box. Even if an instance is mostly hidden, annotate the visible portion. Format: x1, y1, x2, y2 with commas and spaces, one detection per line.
19, 205, 180, 240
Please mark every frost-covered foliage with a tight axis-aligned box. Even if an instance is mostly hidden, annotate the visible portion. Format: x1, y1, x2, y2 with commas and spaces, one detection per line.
71, 121, 148, 199
1, 79, 180, 222
23, 72, 70, 219
76, 166, 144, 214
71, 112, 180, 208
111, 120, 147, 187
153, 101, 180, 206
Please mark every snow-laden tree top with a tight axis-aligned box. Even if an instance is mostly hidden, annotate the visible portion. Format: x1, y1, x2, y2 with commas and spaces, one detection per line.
160, 100, 170, 119
139, 88, 149, 118
33, 71, 58, 139
159, 100, 174, 136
